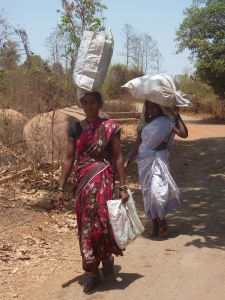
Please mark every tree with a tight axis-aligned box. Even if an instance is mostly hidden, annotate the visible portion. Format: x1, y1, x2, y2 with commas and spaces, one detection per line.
1, 10, 32, 64
52, 62, 64, 76
57, 0, 107, 69
120, 24, 137, 67
0, 9, 13, 48
174, 72, 214, 98
102, 63, 144, 99
0, 40, 21, 70
153, 48, 165, 74
120, 24, 164, 74
45, 29, 64, 65
14, 28, 31, 60
175, 0, 225, 99
136, 33, 159, 74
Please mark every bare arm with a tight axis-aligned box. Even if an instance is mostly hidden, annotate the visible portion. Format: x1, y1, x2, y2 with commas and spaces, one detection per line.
111, 133, 129, 203
124, 130, 142, 169
173, 117, 188, 138
170, 107, 188, 138
56, 137, 76, 210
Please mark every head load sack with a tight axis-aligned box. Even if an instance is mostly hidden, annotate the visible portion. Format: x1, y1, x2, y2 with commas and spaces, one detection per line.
73, 27, 114, 104
121, 74, 195, 128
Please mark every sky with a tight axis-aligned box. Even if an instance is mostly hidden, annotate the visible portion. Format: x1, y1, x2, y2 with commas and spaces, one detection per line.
0, 0, 195, 77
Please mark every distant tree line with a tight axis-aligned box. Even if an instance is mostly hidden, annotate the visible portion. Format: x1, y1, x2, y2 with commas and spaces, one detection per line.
0, 0, 224, 118
119, 23, 165, 74
175, 0, 225, 102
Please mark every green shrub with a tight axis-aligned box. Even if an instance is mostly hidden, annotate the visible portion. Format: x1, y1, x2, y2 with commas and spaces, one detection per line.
102, 63, 143, 100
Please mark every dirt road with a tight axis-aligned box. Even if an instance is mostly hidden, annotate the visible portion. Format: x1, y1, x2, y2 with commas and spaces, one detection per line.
1, 114, 225, 300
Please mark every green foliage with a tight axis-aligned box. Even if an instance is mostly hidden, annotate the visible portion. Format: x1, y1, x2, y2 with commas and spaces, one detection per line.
174, 74, 214, 99
175, 0, 225, 99
102, 63, 144, 100
57, 0, 107, 68
22, 55, 48, 68
173, 73, 223, 116
0, 40, 21, 70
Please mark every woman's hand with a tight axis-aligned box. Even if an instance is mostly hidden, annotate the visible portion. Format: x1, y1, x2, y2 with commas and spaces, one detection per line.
124, 161, 129, 170
171, 107, 188, 138
119, 190, 129, 203
55, 192, 64, 211
169, 106, 180, 118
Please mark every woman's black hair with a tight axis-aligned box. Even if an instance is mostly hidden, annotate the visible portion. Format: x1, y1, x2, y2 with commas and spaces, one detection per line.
145, 100, 151, 122
92, 91, 102, 103
80, 91, 102, 103
145, 111, 150, 123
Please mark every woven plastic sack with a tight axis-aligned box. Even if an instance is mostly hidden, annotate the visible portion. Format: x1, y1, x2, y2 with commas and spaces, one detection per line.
121, 74, 194, 108
107, 189, 144, 249
73, 28, 114, 100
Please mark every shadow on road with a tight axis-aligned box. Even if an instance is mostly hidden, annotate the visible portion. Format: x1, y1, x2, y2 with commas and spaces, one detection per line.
121, 134, 225, 251
62, 264, 144, 293
169, 137, 225, 250
54, 133, 225, 252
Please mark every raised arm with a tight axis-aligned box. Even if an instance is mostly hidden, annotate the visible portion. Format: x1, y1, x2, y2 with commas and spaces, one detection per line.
170, 107, 188, 138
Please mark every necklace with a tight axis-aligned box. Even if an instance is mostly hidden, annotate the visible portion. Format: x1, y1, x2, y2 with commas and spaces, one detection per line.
85, 117, 99, 126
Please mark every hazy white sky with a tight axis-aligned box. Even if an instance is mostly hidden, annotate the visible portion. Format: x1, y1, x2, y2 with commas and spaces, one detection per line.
1, 0, 195, 76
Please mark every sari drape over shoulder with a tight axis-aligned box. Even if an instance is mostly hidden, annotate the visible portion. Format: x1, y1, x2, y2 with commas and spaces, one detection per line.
136, 116, 182, 221
73, 118, 123, 271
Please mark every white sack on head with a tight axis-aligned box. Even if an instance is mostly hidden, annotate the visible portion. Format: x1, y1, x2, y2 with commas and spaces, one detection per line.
123, 74, 195, 131
121, 74, 194, 108
73, 27, 114, 105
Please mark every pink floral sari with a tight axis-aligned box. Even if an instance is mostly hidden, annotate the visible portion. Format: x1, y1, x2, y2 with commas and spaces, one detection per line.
73, 118, 123, 271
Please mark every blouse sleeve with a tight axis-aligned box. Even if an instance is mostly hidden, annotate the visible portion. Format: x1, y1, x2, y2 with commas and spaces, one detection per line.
68, 123, 77, 140
68, 122, 83, 140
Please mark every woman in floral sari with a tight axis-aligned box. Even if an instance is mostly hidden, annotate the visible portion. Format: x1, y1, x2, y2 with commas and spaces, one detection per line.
56, 92, 129, 292
125, 100, 188, 238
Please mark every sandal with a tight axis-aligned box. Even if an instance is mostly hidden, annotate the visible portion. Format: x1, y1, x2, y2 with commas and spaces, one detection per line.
102, 255, 114, 280
83, 274, 101, 292
157, 217, 168, 237
145, 227, 159, 238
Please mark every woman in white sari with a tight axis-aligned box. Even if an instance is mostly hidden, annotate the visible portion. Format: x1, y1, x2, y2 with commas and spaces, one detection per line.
124, 101, 188, 237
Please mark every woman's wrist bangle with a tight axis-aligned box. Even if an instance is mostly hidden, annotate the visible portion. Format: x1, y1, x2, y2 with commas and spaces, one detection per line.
119, 185, 127, 191
58, 187, 64, 193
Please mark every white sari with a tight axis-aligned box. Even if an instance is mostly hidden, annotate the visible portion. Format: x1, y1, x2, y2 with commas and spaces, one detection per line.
136, 116, 182, 220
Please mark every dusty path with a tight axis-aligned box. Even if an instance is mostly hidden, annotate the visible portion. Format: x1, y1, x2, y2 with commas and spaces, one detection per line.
1, 115, 225, 300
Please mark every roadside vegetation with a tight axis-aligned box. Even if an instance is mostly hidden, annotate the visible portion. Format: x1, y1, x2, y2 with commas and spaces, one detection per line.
0, 0, 224, 171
